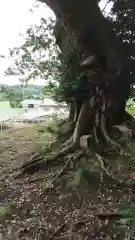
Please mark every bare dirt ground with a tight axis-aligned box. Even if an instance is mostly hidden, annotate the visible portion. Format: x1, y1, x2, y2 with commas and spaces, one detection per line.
0, 124, 135, 240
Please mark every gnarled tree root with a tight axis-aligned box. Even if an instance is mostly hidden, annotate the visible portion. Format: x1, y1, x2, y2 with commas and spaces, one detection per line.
27, 150, 83, 184
17, 142, 78, 177
95, 153, 135, 190
17, 101, 87, 177
95, 153, 122, 184
16, 98, 132, 178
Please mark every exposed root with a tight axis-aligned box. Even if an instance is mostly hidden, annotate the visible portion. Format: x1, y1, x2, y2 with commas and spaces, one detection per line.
17, 142, 78, 177
71, 149, 85, 167
95, 153, 135, 190
15, 97, 131, 179
95, 153, 122, 184
100, 112, 130, 156
48, 140, 58, 149
62, 136, 73, 147
17, 102, 88, 177
28, 150, 84, 185
39, 154, 72, 189
18, 153, 43, 171
100, 113, 121, 149
95, 153, 112, 178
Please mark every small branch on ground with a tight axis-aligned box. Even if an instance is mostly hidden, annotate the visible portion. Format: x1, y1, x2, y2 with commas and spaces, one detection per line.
26, 154, 72, 184
17, 142, 78, 177
46, 150, 84, 191
73, 219, 86, 227
45, 155, 72, 190
48, 219, 69, 240
95, 212, 124, 220
95, 153, 112, 178
96, 153, 135, 190
27, 150, 84, 184
95, 153, 122, 184
18, 152, 43, 170
101, 0, 111, 13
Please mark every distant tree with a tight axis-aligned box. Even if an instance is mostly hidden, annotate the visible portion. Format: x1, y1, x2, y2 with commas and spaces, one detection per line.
5, 17, 57, 81
0, 84, 41, 107
0, 54, 5, 58
6, 16, 88, 110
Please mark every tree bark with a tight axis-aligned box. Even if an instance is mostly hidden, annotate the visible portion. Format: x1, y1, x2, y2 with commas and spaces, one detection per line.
39, 1, 132, 147
41, 0, 123, 72
68, 102, 75, 122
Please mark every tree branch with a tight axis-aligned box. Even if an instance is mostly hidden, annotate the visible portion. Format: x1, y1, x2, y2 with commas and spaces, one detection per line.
101, 0, 111, 13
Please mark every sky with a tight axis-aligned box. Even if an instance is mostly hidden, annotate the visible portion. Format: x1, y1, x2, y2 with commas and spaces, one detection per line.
0, 0, 111, 86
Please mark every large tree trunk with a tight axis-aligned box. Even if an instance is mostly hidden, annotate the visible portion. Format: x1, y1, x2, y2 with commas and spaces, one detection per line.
17, 0, 132, 175
39, 0, 131, 147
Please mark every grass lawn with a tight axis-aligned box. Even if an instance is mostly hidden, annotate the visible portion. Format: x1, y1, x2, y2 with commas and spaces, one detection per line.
0, 101, 23, 119
0, 101, 10, 108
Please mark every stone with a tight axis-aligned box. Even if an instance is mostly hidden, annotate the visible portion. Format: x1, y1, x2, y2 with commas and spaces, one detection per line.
80, 135, 91, 149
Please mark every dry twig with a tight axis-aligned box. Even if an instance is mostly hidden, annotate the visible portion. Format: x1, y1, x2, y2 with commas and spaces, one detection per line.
95, 212, 123, 220
27, 150, 83, 184
101, 0, 111, 13
95, 153, 122, 184
48, 219, 68, 240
